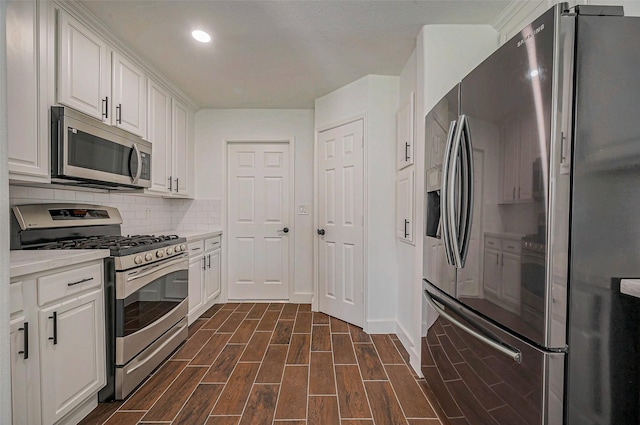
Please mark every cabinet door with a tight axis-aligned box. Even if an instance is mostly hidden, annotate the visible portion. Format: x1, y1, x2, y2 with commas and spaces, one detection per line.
57, 10, 110, 121
205, 250, 221, 303
500, 119, 519, 203
501, 252, 522, 308
397, 92, 414, 169
112, 52, 146, 138
172, 99, 190, 195
7, 0, 49, 183
10, 315, 31, 425
396, 167, 414, 243
188, 255, 205, 320
147, 80, 172, 194
483, 248, 501, 298
39, 289, 105, 425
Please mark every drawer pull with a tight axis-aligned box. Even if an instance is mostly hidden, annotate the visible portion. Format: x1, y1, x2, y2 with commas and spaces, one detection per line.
18, 322, 29, 360
49, 312, 57, 345
191, 247, 202, 251
67, 277, 94, 287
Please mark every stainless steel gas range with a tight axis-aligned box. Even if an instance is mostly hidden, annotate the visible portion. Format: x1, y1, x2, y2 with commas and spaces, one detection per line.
10, 204, 189, 401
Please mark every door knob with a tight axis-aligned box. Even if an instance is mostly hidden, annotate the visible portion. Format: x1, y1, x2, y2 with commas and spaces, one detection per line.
280, 227, 289, 233
317, 228, 325, 235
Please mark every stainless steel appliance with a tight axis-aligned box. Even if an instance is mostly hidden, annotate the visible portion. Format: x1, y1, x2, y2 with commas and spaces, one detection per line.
10, 204, 188, 401
51, 106, 152, 190
422, 4, 640, 424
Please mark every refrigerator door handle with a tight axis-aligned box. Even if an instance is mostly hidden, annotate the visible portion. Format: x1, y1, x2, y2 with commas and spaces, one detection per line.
424, 289, 522, 364
441, 119, 457, 267
448, 116, 465, 268
458, 115, 474, 267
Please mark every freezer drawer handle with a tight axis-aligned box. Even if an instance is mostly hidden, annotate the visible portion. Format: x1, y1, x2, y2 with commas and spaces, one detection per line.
424, 290, 522, 364
620, 279, 640, 299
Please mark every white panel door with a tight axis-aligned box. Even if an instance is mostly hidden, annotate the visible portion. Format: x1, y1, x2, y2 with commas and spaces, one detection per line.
228, 142, 291, 300
317, 120, 364, 327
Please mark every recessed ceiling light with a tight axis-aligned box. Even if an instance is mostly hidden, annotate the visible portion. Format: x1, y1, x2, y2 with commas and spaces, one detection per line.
192, 30, 211, 43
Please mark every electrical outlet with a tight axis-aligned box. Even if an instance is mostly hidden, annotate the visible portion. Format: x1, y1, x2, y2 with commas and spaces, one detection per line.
298, 204, 309, 215
146, 208, 152, 219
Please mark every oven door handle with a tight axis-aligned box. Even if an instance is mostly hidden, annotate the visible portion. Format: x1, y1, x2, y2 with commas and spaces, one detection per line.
118, 254, 188, 299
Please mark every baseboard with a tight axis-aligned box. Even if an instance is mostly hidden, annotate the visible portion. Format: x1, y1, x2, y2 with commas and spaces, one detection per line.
365, 319, 397, 334
395, 321, 423, 378
289, 293, 313, 304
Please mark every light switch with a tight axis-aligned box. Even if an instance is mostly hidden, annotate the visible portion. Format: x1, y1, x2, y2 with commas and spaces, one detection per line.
298, 204, 309, 215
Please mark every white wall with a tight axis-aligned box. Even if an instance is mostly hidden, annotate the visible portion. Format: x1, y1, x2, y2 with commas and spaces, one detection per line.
315, 75, 400, 332
399, 25, 498, 373
1, 2, 12, 422
194, 109, 315, 301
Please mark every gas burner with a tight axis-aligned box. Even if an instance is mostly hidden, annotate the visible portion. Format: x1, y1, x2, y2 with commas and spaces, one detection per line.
36, 234, 185, 257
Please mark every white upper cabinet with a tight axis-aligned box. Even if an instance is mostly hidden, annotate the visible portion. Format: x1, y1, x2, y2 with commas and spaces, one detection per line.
171, 99, 191, 196
58, 9, 147, 139
7, 0, 51, 183
146, 82, 193, 198
111, 52, 146, 138
57, 10, 110, 122
397, 92, 415, 169
147, 80, 173, 194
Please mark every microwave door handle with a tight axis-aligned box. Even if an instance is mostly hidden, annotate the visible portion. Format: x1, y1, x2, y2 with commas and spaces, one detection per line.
458, 115, 474, 267
441, 119, 457, 267
130, 142, 142, 184
448, 116, 464, 268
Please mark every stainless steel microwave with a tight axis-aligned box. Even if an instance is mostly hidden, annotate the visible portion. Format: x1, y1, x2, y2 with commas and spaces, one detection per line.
51, 106, 151, 190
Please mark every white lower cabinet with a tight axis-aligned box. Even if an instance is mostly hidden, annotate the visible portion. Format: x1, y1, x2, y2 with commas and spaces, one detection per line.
10, 260, 106, 425
187, 236, 222, 323
39, 290, 105, 425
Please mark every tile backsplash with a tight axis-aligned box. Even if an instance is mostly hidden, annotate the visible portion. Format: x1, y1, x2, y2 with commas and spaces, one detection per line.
9, 185, 221, 235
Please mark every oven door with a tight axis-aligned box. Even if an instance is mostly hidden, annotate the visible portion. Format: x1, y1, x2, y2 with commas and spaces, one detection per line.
114, 254, 188, 365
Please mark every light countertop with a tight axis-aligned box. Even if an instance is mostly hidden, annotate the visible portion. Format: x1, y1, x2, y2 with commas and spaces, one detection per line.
156, 228, 223, 242
10, 249, 111, 278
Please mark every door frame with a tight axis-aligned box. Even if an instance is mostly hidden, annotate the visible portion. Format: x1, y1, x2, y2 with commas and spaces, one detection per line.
223, 138, 296, 302
313, 114, 368, 329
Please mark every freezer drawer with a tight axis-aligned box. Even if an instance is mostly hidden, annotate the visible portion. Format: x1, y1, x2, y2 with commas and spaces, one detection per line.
422, 283, 564, 425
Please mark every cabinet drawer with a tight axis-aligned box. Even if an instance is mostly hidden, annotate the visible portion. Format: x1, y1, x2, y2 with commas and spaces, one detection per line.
188, 240, 205, 256
501, 240, 521, 254
10, 280, 24, 316
205, 236, 221, 252
37, 263, 102, 306
485, 236, 501, 249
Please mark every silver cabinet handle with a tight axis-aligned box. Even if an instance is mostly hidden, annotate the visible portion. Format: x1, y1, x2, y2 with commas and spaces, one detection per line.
404, 219, 409, 238
175, 178, 179, 193
424, 290, 521, 363
168, 176, 173, 191
116, 103, 122, 124
405, 142, 410, 161
202, 257, 206, 271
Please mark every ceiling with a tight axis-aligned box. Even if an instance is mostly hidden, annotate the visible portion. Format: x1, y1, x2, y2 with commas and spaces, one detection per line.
79, 0, 513, 109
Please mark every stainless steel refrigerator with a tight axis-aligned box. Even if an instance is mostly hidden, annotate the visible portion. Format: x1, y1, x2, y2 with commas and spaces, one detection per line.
422, 4, 640, 424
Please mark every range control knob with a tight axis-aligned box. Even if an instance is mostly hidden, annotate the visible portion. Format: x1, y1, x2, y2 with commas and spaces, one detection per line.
180, 244, 187, 252
134, 255, 143, 265
156, 249, 164, 258
145, 253, 153, 262
174, 245, 182, 253
166, 247, 174, 256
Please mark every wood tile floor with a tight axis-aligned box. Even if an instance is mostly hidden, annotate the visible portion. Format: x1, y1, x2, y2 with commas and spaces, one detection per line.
80, 303, 444, 425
